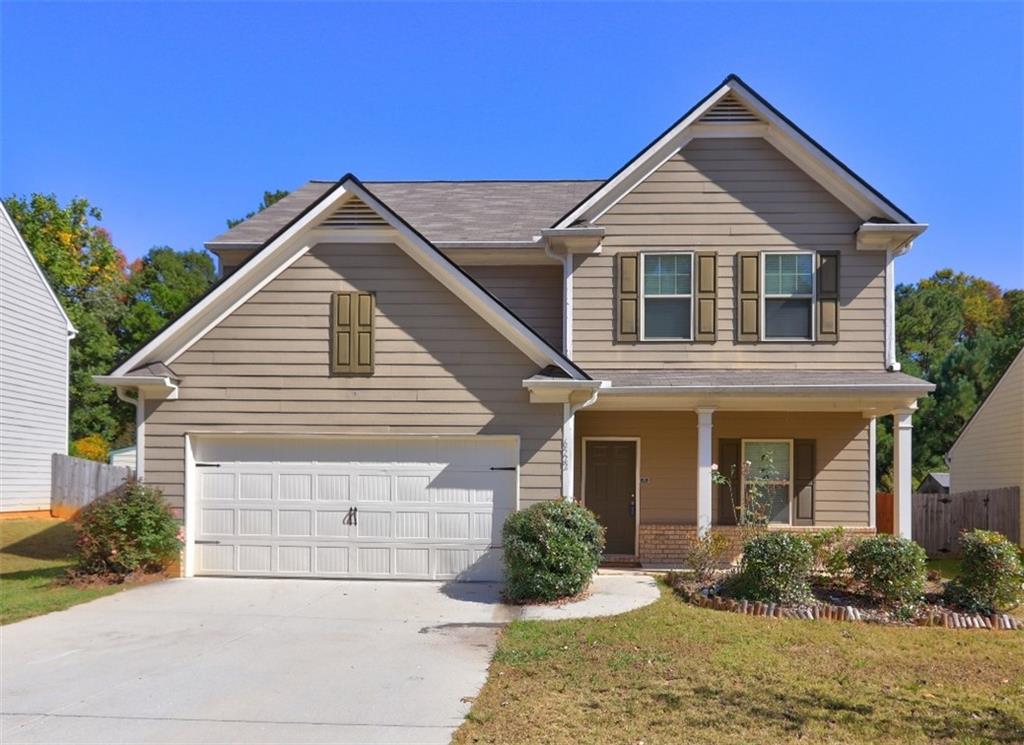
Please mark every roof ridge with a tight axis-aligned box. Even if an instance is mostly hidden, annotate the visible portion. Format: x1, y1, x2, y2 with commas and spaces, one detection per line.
309, 178, 604, 184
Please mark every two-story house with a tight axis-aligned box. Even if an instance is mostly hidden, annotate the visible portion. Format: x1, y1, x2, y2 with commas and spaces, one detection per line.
97, 75, 932, 580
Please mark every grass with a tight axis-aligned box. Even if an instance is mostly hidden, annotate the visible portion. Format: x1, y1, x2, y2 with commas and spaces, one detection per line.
454, 585, 1024, 744
0, 518, 122, 625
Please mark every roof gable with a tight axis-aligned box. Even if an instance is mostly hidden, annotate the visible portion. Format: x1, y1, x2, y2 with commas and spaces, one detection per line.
554, 74, 917, 229
110, 175, 587, 381
948, 345, 1024, 455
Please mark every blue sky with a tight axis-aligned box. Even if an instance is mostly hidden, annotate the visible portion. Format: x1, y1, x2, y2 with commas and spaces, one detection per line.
2, 2, 1021, 287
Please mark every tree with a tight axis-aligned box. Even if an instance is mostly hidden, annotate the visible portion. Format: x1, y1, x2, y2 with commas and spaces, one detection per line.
4, 193, 131, 444
120, 247, 216, 351
226, 189, 289, 229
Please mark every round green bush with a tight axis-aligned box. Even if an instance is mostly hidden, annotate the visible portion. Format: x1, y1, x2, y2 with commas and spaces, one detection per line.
502, 500, 605, 602
944, 529, 1024, 613
727, 532, 814, 605
75, 480, 182, 575
848, 534, 926, 612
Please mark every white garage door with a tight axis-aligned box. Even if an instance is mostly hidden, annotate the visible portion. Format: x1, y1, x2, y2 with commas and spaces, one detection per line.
191, 436, 517, 581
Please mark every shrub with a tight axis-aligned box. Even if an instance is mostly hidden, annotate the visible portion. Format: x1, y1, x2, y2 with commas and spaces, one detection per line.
684, 530, 732, 585
71, 434, 109, 463
503, 500, 604, 602
726, 532, 814, 605
944, 530, 1024, 613
848, 534, 926, 613
75, 480, 182, 575
807, 526, 851, 579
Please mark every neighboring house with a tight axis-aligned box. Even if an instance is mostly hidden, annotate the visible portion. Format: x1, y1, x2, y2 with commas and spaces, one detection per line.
109, 445, 138, 470
96, 75, 933, 580
917, 472, 950, 495
948, 346, 1024, 541
0, 204, 76, 513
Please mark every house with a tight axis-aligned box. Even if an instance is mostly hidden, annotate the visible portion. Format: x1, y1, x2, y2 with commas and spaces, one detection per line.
917, 471, 950, 495
96, 75, 934, 580
109, 445, 138, 470
948, 346, 1023, 542
0, 203, 76, 514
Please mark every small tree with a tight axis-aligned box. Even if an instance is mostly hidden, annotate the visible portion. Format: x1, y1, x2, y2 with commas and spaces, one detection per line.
711, 450, 779, 538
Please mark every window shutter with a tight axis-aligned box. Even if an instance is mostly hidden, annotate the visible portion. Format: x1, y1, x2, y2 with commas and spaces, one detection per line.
817, 252, 840, 343
332, 292, 375, 375
793, 439, 815, 526
736, 253, 760, 343
694, 252, 717, 343
616, 253, 639, 343
716, 438, 741, 526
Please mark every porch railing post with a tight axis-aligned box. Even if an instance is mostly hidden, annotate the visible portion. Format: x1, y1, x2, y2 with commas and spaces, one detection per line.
696, 407, 715, 536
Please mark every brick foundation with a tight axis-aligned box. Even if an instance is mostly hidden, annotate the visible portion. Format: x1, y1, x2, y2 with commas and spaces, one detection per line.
638, 523, 877, 566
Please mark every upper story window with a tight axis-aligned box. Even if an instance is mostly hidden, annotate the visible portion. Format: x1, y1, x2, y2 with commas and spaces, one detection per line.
763, 252, 814, 340
641, 252, 693, 340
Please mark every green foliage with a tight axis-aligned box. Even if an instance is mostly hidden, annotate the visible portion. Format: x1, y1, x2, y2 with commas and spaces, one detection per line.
71, 434, 109, 463
848, 535, 926, 614
806, 526, 851, 579
3, 194, 216, 449
74, 481, 182, 575
683, 530, 731, 584
726, 532, 814, 605
226, 189, 289, 228
878, 269, 1023, 488
502, 501, 604, 602
944, 530, 1024, 613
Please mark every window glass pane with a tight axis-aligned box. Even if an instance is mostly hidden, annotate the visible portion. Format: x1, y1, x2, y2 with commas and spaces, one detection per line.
644, 297, 691, 339
764, 253, 813, 295
743, 441, 791, 525
765, 298, 812, 339
644, 254, 692, 296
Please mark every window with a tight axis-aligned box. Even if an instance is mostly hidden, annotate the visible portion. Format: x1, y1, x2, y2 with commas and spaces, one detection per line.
641, 252, 693, 340
763, 252, 814, 340
741, 440, 793, 525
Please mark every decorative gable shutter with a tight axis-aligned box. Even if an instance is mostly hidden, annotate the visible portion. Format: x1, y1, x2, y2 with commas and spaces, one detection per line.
793, 439, 815, 526
332, 292, 375, 374
694, 253, 717, 343
716, 438, 741, 526
616, 253, 639, 343
736, 253, 760, 343
817, 252, 840, 343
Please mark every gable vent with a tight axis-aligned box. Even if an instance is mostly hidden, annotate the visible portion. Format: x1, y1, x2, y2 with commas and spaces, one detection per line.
699, 93, 760, 124
320, 197, 389, 229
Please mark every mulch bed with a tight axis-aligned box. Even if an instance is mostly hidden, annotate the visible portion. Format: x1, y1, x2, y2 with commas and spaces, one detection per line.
56, 568, 167, 589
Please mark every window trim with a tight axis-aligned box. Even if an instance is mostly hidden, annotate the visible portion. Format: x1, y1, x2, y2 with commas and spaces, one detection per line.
740, 438, 794, 526
639, 251, 695, 342
760, 251, 816, 342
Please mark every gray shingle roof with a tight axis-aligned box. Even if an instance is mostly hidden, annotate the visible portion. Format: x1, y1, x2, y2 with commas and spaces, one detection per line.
207, 180, 603, 248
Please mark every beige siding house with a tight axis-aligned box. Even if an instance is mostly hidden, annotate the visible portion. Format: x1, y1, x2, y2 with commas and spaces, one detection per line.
948, 347, 1024, 542
98, 75, 933, 579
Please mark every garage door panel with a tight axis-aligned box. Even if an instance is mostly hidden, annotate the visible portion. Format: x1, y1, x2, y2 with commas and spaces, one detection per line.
194, 437, 516, 580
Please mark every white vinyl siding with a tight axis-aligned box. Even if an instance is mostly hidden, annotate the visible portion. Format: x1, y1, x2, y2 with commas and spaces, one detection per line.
0, 207, 71, 511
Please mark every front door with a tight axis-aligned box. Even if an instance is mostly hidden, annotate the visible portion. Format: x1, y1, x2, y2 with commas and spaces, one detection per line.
584, 440, 637, 555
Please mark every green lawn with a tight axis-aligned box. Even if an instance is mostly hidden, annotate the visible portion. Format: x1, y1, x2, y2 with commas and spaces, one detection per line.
927, 557, 963, 580
0, 518, 122, 625
455, 586, 1024, 744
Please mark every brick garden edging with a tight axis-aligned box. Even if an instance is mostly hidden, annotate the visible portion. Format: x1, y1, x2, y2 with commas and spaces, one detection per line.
680, 590, 1021, 631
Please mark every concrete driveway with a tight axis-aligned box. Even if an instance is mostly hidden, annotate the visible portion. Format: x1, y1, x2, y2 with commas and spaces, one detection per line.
1, 578, 510, 744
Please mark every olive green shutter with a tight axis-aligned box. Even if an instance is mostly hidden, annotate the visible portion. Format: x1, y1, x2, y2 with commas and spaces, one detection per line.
332, 291, 375, 374
817, 252, 840, 343
736, 252, 760, 343
716, 438, 741, 526
793, 439, 815, 526
617, 253, 639, 343
694, 252, 717, 342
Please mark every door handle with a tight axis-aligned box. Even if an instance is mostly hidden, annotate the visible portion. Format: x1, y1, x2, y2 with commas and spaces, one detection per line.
629, 494, 636, 518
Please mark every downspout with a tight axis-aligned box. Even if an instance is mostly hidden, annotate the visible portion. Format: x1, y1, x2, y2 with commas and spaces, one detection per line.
884, 249, 901, 371
115, 386, 145, 478
560, 385, 603, 502
543, 242, 573, 357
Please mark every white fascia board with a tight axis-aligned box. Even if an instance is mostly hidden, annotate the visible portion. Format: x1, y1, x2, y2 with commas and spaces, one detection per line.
602, 382, 934, 396
554, 84, 732, 228
1, 203, 77, 336
93, 375, 179, 400
346, 180, 588, 380
109, 182, 352, 376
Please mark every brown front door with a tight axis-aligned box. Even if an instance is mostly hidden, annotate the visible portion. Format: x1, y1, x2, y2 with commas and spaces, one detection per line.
584, 440, 637, 555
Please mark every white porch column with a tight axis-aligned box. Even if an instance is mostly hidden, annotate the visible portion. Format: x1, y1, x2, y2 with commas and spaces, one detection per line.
562, 403, 575, 501
892, 408, 914, 539
696, 408, 715, 536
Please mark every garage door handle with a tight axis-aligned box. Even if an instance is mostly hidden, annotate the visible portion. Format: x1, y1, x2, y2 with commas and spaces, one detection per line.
194, 540, 221, 545
490, 466, 516, 471
353, 507, 358, 526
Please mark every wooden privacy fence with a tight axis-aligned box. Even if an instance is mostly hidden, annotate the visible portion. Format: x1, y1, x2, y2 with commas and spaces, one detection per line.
51, 454, 133, 518
912, 487, 1020, 557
